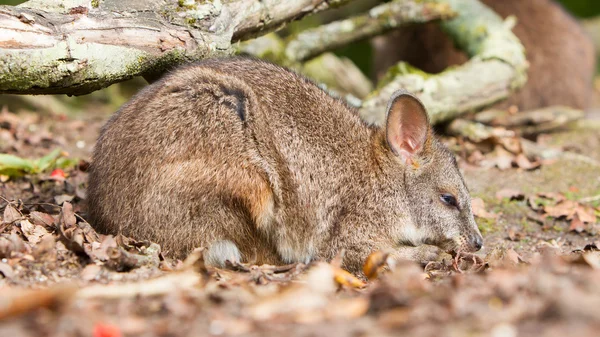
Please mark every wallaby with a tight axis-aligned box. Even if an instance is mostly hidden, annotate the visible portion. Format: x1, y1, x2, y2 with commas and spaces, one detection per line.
372, 0, 595, 111
87, 57, 483, 273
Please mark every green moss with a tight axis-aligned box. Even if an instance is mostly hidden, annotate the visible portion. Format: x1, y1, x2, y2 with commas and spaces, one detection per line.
91, 0, 99, 8
178, 0, 197, 10
375, 62, 432, 90
477, 218, 498, 235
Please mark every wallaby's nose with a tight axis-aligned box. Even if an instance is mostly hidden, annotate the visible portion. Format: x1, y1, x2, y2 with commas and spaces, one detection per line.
472, 235, 483, 251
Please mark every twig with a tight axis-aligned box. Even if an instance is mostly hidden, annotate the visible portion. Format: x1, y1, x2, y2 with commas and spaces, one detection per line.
76, 272, 202, 299
520, 138, 600, 167
446, 118, 515, 142
580, 195, 600, 204
474, 105, 585, 136
0, 284, 76, 320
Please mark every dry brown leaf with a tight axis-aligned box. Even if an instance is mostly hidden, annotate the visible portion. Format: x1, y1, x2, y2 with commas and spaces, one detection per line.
544, 200, 579, 218
575, 206, 596, 224
506, 249, 523, 265
326, 297, 370, 319
59, 202, 77, 229
33, 234, 56, 257
0, 233, 28, 258
20, 219, 48, 245
334, 267, 366, 289
489, 146, 514, 170
471, 198, 498, 219
0, 261, 14, 279
569, 213, 586, 233
497, 136, 522, 154
29, 211, 56, 228
507, 226, 525, 241
514, 153, 541, 170
54, 194, 74, 205
582, 252, 600, 269
2, 204, 21, 224
80, 264, 102, 281
496, 189, 524, 201
363, 251, 390, 280
537, 192, 566, 203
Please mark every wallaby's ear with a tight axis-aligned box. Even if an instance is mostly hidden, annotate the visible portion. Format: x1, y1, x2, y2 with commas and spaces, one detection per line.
385, 90, 430, 163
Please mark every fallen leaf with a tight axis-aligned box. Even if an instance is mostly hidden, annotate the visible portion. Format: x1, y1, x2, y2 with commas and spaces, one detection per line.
514, 153, 541, 170
49, 168, 66, 181
0, 233, 28, 258
59, 202, 77, 228
582, 252, 600, 269
495, 189, 524, 201
574, 205, 596, 224
54, 194, 74, 205
544, 200, 579, 218
20, 219, 48, 244
93, 323, 122, 337
472, 198, 498, 219
334, 267, 366, 289
507, 226, 525, 241
363, 251, 390, 280
505, 249, 523, 265
326, 297, 370, 319
80, 264, 102, 282
33, 234, 56, 257
569, 213, 586, 233
497, 137, 522, 154
29, 211, 56, 228
537, 192, 566, 203
0, 261, 14, 279
3, 204, 21, 224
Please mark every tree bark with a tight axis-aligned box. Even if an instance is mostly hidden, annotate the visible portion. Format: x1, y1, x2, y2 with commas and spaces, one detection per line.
0, 0, 351, 95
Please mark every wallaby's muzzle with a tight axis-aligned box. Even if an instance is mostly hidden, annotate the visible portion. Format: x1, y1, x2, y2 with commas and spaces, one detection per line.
453, 232, 484, 253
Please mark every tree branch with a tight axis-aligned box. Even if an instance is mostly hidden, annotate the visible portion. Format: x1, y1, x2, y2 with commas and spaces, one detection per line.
284, 0, 456, 62
359, 0, 528, 125
0, 0, 352, 95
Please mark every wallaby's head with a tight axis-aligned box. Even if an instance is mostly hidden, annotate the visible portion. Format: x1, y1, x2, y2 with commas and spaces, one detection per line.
379, 90, 483, 253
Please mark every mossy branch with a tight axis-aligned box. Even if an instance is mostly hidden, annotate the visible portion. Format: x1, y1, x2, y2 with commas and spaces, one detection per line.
284, 0, 456, 62
359, 0, 528, 125
0, 0, 352, 95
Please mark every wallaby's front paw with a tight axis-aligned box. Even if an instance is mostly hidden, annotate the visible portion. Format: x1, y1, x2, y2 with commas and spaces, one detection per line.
392, 245, 451, 266
414, 245, 452, 265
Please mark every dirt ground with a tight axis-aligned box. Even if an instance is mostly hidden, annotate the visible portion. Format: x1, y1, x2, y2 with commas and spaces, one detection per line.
0, 87, 599, 337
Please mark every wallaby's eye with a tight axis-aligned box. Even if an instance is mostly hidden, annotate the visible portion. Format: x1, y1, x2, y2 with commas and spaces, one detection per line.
440, 193, 458, 208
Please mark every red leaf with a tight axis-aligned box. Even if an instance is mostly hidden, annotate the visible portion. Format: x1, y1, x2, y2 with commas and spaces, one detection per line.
50, 169, 66, 180
93, 323, 122, 337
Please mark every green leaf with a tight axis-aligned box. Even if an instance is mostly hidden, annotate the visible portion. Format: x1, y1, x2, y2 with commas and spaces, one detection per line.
0, 153, 36, 175
35, 148, 63, 172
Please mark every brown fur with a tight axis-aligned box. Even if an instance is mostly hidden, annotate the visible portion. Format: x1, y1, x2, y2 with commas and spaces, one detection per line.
372, 0, 595, 110
87, 57, 482, 273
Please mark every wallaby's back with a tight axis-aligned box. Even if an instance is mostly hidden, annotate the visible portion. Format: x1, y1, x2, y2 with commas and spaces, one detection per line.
87, 58, 372, 262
